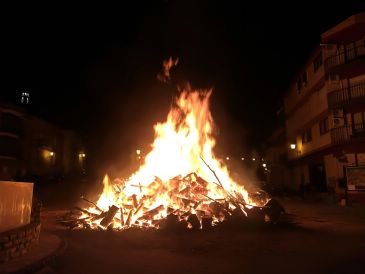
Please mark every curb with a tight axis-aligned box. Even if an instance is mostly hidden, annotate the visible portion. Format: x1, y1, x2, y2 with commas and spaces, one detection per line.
7, 237, 67, 274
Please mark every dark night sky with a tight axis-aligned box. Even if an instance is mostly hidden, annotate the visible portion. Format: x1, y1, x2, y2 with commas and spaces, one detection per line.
2, 1, 365, 169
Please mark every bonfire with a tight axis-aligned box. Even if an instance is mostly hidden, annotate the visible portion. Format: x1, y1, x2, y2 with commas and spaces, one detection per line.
61, 59, 284, 231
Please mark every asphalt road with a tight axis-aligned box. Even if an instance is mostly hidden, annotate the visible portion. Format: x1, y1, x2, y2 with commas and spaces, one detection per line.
38, 195, 365, 274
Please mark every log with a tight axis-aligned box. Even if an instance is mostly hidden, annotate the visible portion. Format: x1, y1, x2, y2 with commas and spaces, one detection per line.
80, 196, 103, 212
143, 205, 164, 218
262, 198, 285, 224
196, 176, 209, 187
100, 205, 119, 227
135, 202, 144, 215
120, 207, 125, 226
126, 209, 134, 226
132, 194, 138, 208
91, 211, 108, 221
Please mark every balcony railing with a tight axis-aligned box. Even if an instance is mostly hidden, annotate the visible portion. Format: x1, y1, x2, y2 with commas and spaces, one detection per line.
328, 82, 365, 109
325, 44, 365, 71
331, 123, 365, 144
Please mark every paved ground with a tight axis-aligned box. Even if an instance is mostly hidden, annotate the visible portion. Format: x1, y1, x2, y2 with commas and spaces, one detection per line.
8, 180, 365, 274
35, 195, 365, 274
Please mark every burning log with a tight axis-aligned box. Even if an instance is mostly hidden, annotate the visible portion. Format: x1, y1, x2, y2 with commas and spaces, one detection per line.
120, 207, 125, 226
142, 205, 164, 218
132, 194, 138, 208
135, 202, 144, 215
91, 211, 109, 221
125, 209, 134, 226
178, 186, 191, 196
196, 176, 209, 187
100, 205, 119, 228
80, 196, 103, 212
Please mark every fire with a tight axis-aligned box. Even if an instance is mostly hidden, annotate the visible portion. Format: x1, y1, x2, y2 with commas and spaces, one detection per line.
80, 87, 267, 230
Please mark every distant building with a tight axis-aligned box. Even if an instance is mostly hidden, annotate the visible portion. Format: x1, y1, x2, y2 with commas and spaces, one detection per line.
0, 101, 86, 182
20, 91, 30, 105
263, 125, 291, 193
284, 12, 365, 202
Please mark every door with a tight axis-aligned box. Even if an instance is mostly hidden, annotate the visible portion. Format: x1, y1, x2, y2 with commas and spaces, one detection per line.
309, 163, 327, 192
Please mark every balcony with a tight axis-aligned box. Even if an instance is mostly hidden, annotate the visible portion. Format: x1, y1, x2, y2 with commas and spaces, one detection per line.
325, 44, 365, 74
330, 123, 365, 145
0, 113, 24, 137
327, 82, 365, 109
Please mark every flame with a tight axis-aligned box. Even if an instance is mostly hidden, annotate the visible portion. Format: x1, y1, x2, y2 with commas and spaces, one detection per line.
157, 57, 179, 82
82, 87, 263, 230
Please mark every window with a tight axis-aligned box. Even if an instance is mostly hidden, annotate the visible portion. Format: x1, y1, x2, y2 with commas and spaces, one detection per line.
302, 128, 312, 143
319, 118, 329, 135
313, 52, 323, 72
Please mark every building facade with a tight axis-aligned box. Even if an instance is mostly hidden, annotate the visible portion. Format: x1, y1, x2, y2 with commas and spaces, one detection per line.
284, 13, 365, 201
0, 102, 86, 182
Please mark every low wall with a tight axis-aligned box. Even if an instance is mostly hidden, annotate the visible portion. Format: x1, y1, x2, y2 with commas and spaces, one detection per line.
0, 181, 34, 232
0, 200, 41, 263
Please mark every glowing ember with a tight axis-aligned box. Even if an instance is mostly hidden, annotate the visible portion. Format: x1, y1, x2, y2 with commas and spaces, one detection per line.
75, 87, 270, 231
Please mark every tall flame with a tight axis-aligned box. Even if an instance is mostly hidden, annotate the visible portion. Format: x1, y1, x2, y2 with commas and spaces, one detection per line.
84, 87, 258, 230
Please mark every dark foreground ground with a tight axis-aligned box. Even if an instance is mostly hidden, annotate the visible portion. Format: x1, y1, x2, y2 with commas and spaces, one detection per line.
35, 181, 365, 274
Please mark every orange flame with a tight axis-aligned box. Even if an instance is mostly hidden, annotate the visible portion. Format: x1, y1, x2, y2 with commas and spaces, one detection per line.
157, 57, 179, 82
84, 87, 261, 230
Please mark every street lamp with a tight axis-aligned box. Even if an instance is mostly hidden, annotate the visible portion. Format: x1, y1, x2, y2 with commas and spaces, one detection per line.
226, 156, 230, 161
136, 149, 141, 155
262, 163, 267, 168
290, 143, 296, 150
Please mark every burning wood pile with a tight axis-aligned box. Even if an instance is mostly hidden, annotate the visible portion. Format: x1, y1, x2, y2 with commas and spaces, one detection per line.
60, 171, 284, 231
60, 85, 285, 231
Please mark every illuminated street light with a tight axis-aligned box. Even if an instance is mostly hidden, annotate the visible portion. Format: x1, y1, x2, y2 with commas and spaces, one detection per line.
241, 157, 244, 161
136, 149, 141, 155
290, 143, 296, 150
262, 163, 267, 168
226, 157, 230, 160
252, 158, 256, 161
50, 152, 54, 156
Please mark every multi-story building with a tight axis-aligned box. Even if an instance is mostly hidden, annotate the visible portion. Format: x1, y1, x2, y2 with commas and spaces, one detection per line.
284, 12, 365, 201
0, 101, 86, 181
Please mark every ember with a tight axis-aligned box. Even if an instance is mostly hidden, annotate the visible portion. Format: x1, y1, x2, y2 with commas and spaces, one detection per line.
62, 60, 283, 231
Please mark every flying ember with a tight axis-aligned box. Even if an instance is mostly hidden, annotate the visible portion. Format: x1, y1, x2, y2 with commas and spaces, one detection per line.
69, 81, 275, 231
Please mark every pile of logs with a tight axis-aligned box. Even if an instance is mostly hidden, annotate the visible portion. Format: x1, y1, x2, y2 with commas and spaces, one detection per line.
58, 171, 286, 231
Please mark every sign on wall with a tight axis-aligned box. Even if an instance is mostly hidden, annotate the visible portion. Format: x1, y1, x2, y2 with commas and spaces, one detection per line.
346, 167, 365, 191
